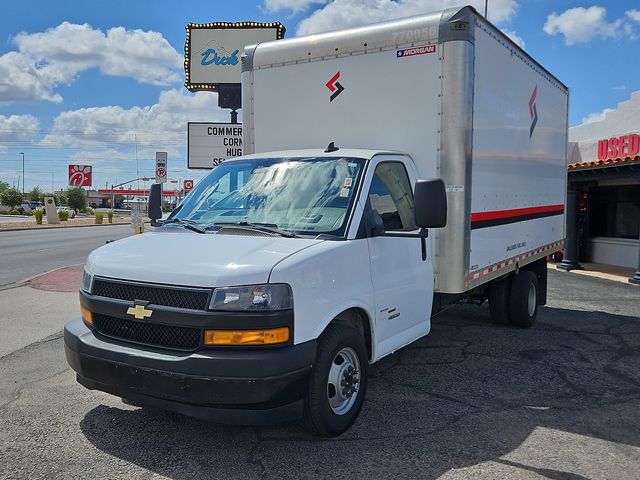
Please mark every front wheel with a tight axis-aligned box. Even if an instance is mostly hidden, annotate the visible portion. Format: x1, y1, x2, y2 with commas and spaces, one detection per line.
302, 324, 368, 437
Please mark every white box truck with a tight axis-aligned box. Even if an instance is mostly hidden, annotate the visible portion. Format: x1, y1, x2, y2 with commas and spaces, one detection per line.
65, 6, 568, 436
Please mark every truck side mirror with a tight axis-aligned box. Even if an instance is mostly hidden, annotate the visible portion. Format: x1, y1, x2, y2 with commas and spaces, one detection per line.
414, 179, 447, 228
148, 183, 163, 226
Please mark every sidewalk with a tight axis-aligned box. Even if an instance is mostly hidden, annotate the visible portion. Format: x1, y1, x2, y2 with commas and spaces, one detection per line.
549, 261, 638, 285
0, 265, 82, 358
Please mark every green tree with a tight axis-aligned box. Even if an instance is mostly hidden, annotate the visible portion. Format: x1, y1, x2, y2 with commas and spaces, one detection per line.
57, 191, 68, 206
28, 186, 44, 202
66, 187, 87, 212
0, 187, 23, 209
0, 181, 10, 195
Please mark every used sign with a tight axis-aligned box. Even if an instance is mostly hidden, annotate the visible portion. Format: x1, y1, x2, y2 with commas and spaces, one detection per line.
597, 133, 640, 160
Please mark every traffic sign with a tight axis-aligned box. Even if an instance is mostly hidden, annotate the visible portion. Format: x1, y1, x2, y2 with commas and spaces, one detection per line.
184, 179, 194, 191
156, 152, 167, 183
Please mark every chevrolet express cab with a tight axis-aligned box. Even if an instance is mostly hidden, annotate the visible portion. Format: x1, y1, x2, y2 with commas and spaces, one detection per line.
64, 6, 568, 436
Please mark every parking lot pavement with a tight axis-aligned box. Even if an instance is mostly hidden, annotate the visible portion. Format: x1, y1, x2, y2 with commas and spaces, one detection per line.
0, 269, 639, 479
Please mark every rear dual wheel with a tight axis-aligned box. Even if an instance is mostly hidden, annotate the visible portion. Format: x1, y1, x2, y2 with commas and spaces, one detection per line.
489, 270, 538, 328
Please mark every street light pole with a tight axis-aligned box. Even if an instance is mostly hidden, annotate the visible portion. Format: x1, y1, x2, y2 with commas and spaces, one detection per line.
19, 152, 25, 196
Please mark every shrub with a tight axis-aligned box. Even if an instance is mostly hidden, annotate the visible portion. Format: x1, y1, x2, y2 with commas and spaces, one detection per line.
107, 210, 114, 223
0, 188, 22, 210
58, 210, 69, 221
95, 212, 104, 224
83, 207, 94, 215
9, 209, 21, 215
34, 209, 44, 224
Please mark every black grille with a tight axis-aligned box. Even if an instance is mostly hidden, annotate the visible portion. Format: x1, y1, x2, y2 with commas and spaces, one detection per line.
93, 314, 201, 351
93, 279, 210, 310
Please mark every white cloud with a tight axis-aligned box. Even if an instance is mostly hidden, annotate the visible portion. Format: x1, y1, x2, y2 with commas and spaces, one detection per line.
0, 114, 39, 148
292, 0, 518, 36
613, 85, 627, 91
503, 29, 525, 49
42, 89, 226, 149
581, 107, 614, 125
0, 52, 63, 104
264, 0, 329, 14
0, 22, 182, 104
543, 6, 637, 45
627, 9, 640, 23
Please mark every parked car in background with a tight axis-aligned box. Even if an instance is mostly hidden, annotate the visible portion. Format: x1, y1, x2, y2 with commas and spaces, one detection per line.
57, 206, 76, 218
17, 201, 40, 214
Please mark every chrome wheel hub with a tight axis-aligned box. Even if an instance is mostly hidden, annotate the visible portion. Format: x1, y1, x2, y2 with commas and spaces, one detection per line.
528, 282, 536, 317
327, 347, 361, 415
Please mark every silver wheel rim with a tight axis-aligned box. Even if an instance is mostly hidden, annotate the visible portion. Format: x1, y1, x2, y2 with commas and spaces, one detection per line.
327, 347, 361, 415
527, 282, 536, 317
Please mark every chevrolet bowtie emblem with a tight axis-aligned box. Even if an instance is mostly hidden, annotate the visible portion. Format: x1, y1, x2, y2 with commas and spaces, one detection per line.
127, 304, 153, 320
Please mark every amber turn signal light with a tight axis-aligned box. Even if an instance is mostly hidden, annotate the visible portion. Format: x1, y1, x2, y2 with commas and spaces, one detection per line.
81, 305, 93, 325
204, 327, 289, 346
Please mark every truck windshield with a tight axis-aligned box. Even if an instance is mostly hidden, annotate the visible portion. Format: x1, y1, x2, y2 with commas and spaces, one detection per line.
169, 156, 366, 237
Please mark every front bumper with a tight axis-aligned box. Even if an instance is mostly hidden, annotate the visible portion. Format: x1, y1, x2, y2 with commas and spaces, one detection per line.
64, 318, 316, 425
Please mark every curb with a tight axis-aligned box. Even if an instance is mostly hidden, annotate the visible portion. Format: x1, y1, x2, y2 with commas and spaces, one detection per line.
0, 221, 145, 233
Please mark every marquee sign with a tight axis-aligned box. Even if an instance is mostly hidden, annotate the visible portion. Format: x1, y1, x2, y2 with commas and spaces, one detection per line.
184, 22, 285, 91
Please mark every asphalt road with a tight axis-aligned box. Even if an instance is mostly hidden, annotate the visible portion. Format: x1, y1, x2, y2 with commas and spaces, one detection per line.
1, 270, 639, 479
0, 225, 132, 286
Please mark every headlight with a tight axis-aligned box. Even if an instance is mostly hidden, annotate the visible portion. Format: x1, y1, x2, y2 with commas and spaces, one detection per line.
81, 269, 94, 294
209, 284, 292, 311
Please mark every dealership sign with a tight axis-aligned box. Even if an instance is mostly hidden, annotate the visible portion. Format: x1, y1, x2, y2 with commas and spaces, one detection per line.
68, 165, 92, 187
188, 122, 242, 169
597, 133, 640, 160
184, 22, 285, 91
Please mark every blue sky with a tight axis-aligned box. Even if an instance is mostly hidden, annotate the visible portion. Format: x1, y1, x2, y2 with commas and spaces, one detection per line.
1, 0, 639, 192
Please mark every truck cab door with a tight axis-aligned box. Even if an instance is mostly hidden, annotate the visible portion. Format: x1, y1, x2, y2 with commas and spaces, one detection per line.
361, 156, 433, 358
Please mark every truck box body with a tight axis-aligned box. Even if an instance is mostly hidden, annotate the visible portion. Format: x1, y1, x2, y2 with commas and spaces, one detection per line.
242, 6, 568, 294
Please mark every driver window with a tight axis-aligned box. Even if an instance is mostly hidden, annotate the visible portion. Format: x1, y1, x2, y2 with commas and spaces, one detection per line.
368, 162, 416, 231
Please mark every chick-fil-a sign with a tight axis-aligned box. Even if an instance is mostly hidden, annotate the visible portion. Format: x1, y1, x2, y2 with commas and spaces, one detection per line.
597, 133, 639, 160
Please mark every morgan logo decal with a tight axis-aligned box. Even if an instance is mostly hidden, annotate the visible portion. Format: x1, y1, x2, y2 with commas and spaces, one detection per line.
396, 44, 436, 58
326, 71, 344, 102
529, 85, 538, 138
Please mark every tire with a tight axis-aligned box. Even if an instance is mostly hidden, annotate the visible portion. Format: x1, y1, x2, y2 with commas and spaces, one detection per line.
489, 276, 512, 325
509, 270, 539, 328
302, 324, 368, 437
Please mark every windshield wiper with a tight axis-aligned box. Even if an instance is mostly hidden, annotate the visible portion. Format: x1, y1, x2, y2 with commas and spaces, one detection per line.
212, 221, 298, 238
162, 218, 207, 234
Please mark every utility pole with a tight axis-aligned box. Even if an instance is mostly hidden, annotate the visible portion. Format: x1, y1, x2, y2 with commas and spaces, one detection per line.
19, 152, 25, 196
484, 0, 488, 17
51, 173, 54, 193
135, 134, 140, 191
